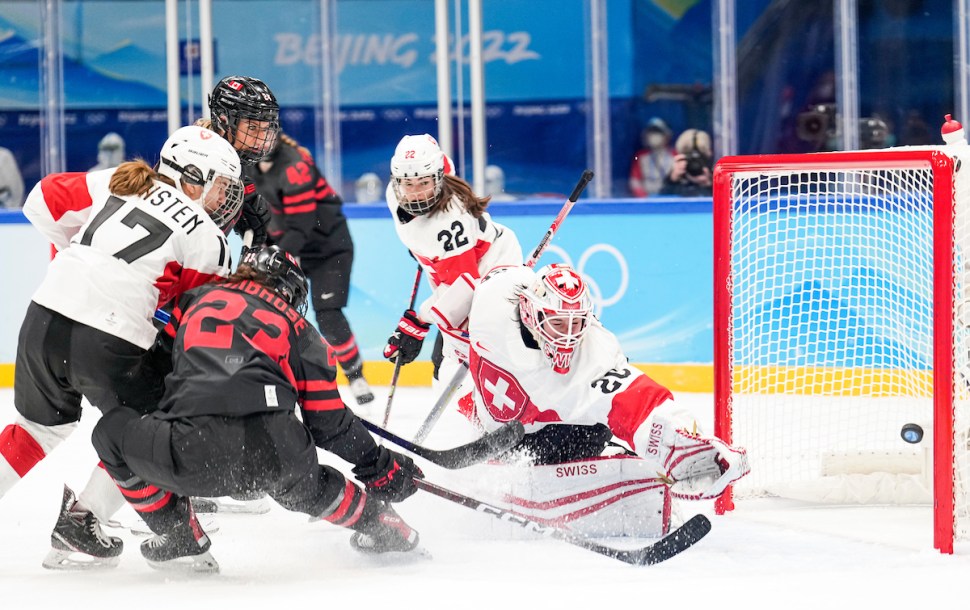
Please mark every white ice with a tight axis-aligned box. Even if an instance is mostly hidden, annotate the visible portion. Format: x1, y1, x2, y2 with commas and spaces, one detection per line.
1, 387, 967, 609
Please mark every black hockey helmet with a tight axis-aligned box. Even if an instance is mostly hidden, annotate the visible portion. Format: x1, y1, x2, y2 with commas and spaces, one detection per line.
209, 76, 281, 165
241, 246, 309, 315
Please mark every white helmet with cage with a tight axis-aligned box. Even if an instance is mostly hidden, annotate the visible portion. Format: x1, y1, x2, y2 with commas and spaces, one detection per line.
158, 125, 244, 230
517, 264, 593, 375
390, 133, 446, 215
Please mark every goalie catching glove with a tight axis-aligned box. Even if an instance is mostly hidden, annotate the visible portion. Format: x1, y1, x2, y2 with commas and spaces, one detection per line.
232, 178, 271, 250
636, 405, 750, 501
352, 447, 424, 502
383, 309, 431, 364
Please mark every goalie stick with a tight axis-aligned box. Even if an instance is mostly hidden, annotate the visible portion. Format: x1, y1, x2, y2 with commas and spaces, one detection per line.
416, 479, 712, 566
412, 169, 595, 443
359, 418, 524, 469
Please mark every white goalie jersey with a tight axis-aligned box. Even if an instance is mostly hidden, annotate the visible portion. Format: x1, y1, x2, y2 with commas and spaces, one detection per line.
465, 265, 673, 450
24, 169, 232, 349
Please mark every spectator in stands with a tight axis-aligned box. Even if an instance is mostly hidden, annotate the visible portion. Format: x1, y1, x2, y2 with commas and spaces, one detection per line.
89, 133, 126, 172
900, 110, 933, 146
629, 117, 675, 197
660, 128, 713, 197
0, 146, 24, 208
354, 172, 384, 203
484, 164, 516, 201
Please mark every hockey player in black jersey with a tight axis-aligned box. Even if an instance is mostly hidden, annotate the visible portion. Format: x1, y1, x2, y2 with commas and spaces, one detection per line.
91, 246, 423, 573
205, 75, 280, 250
246, 133, 375, 405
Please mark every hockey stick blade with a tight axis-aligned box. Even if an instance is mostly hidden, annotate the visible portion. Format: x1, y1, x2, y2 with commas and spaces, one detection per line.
359, 418, 525, 469
415, 479, 711, 566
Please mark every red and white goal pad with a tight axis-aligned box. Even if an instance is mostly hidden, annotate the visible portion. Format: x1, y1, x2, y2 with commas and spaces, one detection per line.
712, 146, 970, 553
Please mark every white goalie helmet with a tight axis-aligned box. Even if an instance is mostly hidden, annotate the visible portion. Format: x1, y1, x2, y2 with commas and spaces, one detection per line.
518, 264, 593, 374
158, 125, 244, 230
390, 133, 446, 215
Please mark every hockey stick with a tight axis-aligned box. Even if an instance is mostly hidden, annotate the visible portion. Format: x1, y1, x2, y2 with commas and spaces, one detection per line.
412, 363, 469, 442
412, 169, 595, 443
416, 478, 711, 566
382, 263, 424, 431
359, 417, 524, 469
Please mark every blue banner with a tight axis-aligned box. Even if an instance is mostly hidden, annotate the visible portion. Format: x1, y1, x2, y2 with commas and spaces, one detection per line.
0, 0, 633, 108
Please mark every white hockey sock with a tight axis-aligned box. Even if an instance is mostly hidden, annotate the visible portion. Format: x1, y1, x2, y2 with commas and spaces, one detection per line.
76, 463, 126, 522
0, 416, 75, 499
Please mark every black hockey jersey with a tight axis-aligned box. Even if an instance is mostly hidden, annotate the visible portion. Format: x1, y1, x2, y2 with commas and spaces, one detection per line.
151, 279, 373, 460
244, 142, 351, 259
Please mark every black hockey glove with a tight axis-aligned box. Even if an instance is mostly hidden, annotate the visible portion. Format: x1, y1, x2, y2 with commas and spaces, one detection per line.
352, 447, 424, 503
233, 179, 271, 250
383, 309, 430, 365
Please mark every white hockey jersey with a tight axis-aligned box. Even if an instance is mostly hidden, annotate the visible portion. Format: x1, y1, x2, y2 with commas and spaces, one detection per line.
24, 169, 231, 349
465, 265, 673, 449
385, 184, 523, 321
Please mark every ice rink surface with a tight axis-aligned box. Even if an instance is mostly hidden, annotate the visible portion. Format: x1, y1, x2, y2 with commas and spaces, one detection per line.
1, 386, 967, 610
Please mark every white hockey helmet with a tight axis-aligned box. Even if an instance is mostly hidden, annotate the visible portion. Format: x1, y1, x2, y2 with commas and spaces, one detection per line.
518, 264, 593, 374
158, 125, 244, 230
390, 134, 445, 215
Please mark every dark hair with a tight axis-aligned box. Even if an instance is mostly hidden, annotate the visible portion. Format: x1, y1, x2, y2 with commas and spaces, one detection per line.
429, 174, 491, 218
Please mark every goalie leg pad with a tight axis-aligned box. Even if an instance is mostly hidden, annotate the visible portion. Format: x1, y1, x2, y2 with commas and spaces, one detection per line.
487, 455, 673, 538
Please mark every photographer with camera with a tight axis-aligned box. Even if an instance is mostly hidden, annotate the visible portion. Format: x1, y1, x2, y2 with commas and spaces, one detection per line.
660, 128, 713, 196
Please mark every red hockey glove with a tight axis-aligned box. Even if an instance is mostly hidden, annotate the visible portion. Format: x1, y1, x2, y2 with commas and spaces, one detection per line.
383, 309, 431, 364
352, 448, 424, 503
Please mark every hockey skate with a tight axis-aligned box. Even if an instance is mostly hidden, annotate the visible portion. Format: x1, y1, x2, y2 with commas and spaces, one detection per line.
349, 376, 375, 405
140, 500, 219, 574
42, 485, 123, 570
189, 497, 220, 513
349, 503, 419, 554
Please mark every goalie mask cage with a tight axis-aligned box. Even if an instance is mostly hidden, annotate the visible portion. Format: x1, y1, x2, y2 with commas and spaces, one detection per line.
712, 148, 970, 554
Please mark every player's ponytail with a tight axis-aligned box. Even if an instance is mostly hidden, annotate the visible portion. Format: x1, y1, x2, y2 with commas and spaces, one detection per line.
109, 159, 168, 198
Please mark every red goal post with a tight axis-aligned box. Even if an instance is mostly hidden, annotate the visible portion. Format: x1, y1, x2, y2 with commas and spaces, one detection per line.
712, 148, 969, 554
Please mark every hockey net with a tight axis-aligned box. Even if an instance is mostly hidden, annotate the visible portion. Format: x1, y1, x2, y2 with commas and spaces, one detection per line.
712, 147, 970, 553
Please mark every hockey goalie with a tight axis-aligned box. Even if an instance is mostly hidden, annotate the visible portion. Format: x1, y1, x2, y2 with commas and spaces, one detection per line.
427, 263, 750, 538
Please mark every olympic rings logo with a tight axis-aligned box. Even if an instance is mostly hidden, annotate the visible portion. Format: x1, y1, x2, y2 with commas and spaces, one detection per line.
541, 244, 628, 315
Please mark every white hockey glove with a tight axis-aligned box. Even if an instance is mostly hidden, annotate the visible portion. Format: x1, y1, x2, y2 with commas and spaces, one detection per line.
663, 430, 750, 500
636, 405, 750, 501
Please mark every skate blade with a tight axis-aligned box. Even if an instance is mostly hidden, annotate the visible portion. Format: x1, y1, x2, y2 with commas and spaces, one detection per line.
213, 497, 271, 514
356, 544, 433, 563
145, 550, 220, 575
42, 548, 121, 571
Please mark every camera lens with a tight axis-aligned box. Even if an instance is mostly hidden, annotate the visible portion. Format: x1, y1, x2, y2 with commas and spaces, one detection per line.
685, 153, 706, 177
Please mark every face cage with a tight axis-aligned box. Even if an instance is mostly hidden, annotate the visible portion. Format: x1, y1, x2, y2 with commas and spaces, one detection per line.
220, 115, 281, 165
392, 173, 442, 216
203, 174, 246, 230
278, 272, 309, 316
536, 310, 591, 350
